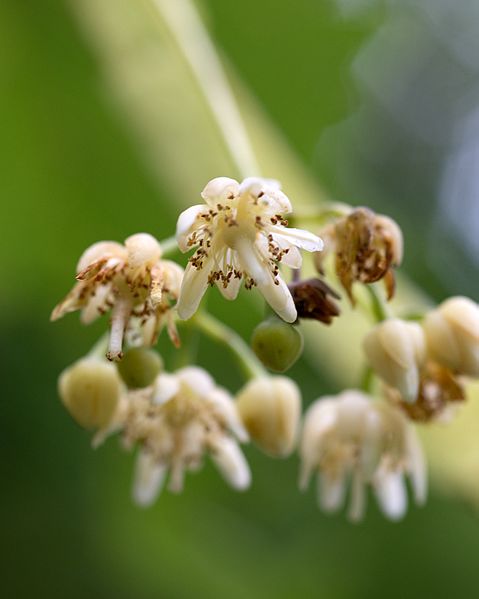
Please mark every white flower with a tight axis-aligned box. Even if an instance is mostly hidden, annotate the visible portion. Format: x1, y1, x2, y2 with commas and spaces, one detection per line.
299, 390, 427, 521
363, 318, 426, 403
124, 366, 251, 507
423, 296, 479, 377
176, 177, 323, 323
236, 376, 301, 457
51, 234, 184, 360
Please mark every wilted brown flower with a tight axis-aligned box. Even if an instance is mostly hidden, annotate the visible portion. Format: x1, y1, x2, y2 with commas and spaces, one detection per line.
318, 207, 403, 304
288, 277, 341, 325
388, 361, 465, 423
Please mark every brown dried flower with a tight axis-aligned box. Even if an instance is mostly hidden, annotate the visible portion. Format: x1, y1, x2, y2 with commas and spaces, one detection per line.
318, 207, 403, 305
288, 277, 341, 325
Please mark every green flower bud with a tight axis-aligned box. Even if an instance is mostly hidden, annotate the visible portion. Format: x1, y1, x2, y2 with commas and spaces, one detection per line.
251, 316, 304, 373
117, 347, 163, 388
59, 358, 121, 429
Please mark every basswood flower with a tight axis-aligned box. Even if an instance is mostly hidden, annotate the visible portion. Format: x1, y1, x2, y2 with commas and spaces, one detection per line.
423, 296, 479, 377
236, 376, 301, 457
363, 318, 426, 403
123, 366, 251, 506
176, 177, 323, 323
51, 234, 184, 361
299, 390, 427, 521
316, 207, 403, 303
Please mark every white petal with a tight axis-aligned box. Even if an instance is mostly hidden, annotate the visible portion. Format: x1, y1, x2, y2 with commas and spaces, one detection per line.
176, 258, 213, 320
210, 436, 251, 490
209, 388, 249, 442
177, 366, 215, 396
80, 284, 112, 325
318, 473, 347, 513
257, 276, 297, 323
132, 451, 167, 507
216, 275, 242, 301
176, 205, 205, 252
152, 373, 180, 405
270, 225, 323, 253
201, 177, 239, 205
406, 427, 428, 505
374, 471, 407, 521
76, 241, 126, 273
348, 470, 367, 522
235, 238, 269, 285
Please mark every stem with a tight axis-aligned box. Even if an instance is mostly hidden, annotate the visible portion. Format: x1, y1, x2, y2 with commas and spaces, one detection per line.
152, 0, 260, 179
366, 284, 391, 323
190, 311, 266, 380
359, 365, 374, 394
159, 235, 179, 258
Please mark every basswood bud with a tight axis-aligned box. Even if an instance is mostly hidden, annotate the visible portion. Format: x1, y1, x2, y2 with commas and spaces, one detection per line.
363, 319, 426, 403
236, 376, 301, 457
59, 357, 122, 429
251, 316, 304, 372
117, 347, 163, 389
423, 296, 479, 377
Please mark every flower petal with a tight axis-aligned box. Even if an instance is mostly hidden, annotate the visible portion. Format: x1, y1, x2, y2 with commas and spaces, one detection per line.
176, 257, 213, 320
210, 436, 251, 490
257, 276, 297, 323
270, 225, 324, 253
201, 177, 239, 205
132, 451, 167, 507
374, 470, 407, 521
176, 204, 205, 252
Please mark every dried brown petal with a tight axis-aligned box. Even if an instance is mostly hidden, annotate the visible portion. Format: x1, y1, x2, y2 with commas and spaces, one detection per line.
288, 277, 341, 325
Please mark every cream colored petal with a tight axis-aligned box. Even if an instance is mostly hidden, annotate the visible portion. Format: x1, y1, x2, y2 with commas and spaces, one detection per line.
209, 436, 251, 490
176, 204, 205, 252
257, 276, 297, 323
201, 177, 239, 205
235, 238, 269, 285
125, 233, 162, 269
177, 366, 215, 396
406, 426, 428, 505
132, 451, 167, 507
80, 284, 112, 325
374, 470, 407, 521
176, 257, 213, 320
76, 241, 126, 273
348, 470, 367, 523
152, 372, 180, 405
318, 472, 347, 513
208, 388, 249, 442
269, 225, 323, 252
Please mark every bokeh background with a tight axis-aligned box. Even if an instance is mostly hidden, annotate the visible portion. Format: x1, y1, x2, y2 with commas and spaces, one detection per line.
2, 0, 479, 597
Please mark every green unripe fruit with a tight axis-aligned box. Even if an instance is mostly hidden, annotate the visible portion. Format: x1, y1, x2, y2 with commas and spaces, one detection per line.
117, 347, 163, 388
251, 317, 304, 373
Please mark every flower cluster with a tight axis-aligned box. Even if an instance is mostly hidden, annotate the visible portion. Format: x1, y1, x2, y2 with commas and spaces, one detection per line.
52, 175, 479, 522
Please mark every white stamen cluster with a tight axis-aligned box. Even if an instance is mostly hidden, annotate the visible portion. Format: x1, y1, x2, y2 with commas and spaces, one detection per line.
176, 177, 323, 323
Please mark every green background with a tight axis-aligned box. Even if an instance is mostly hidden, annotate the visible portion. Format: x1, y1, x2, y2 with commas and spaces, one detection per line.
2, 1, 479, 597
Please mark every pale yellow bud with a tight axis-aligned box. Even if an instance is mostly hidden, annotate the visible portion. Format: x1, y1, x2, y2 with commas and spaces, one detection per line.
59, 357, 122, 429
236, 376, 301, 457
363, 319, 426, 403
423, 296, 479, 377
124, 233, 162, 270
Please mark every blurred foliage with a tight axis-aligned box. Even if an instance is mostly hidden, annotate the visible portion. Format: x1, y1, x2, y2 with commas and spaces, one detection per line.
2, 0, 479, 598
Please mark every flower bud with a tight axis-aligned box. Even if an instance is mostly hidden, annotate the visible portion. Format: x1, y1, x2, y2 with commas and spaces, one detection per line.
423, 296, 479, 377
117, 347, 163, 389
59, 357, 122, 429
363, 319, 426, 403
251, 316, 304, 372
236, 376, 301, 457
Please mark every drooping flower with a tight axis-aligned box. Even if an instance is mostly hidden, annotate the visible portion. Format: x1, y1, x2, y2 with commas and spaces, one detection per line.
363, 318, 426, 403
51, 234, 184, 360
299, 390, 427, 521
423, 296, 479, 377
176, 177, 323, 323
316, 207, 403, 304
123, 366, 251, 506
236, 376, 301, 457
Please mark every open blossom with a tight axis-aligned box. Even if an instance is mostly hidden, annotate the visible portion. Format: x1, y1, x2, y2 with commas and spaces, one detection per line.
51, 234, 184, 361
123, 366, 251, 506
176, 177, 323, 323
299, 390, 427, 521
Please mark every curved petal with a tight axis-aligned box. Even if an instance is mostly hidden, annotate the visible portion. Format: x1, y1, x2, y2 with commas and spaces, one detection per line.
257, 276, 297, 323
176, 257, 213, 320
201, 177, 239, 205
374, 470, 407, 521
132, 451, 167, 507
210, 436, 251, 490
270, 225, 324, 253
176, 204, 205, 252
177, 366, 215, 396
235, 238, 269, 285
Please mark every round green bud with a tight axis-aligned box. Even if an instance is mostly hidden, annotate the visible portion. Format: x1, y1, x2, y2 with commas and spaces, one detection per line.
251, 316, 304, 373
117, 347, 163, 388
59, 358, 121, 429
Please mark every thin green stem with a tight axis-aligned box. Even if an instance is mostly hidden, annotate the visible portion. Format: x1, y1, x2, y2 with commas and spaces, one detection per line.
366, 284, 392, 323
359, 365, 374, 394
159, 235, 179, 258
190, 311, 266, 381
152, 0, 260, 179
